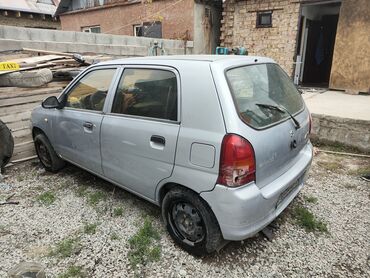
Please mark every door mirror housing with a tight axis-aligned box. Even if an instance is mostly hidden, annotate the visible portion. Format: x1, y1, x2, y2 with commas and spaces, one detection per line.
42, 96, 61, 109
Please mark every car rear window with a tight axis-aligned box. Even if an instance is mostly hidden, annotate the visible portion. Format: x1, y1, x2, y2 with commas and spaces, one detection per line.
226, 63, 303, 129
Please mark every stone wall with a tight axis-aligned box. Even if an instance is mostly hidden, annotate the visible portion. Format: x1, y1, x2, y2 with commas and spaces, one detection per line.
311, 114, 370, 153
220, 0, 301, 75
0, 14, 60, 30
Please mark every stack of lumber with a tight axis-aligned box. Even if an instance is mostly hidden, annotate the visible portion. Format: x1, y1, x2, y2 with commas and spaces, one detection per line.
0, 82, 69, 162
0, 48, 114, 164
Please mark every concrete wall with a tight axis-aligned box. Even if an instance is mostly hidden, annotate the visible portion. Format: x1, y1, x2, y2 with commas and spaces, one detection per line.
220, 0, 300, 75
0, 25, 194, 56
193, 2, 221, 54
329, 0, 370, 93
311, 114, 370, 152
59, 0, 195, 40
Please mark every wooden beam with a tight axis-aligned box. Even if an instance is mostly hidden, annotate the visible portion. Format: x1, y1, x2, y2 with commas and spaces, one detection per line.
22, 48, 74, 57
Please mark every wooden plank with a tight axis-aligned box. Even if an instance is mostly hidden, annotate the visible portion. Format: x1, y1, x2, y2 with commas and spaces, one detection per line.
23, 48, 74, 58
0, 80, 68, 95
12, 127, 32, 139
0, 63, 56, 76
0, 92, 59, 108
14, 133, 33, 146
6, 120, 30, 132
0, 53, 31, 63
10, 155, 37, 164
1, 111, 32, 124
0, 102, 40, 116
0, 87, 64, 100
11, 148, 36, 163
7, 55, 67, 64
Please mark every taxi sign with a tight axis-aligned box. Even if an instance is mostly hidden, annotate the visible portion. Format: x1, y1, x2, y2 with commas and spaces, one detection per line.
0, 62, 20, 71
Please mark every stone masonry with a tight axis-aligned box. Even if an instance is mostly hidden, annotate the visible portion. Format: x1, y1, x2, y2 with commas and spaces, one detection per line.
220, 0, 301, 75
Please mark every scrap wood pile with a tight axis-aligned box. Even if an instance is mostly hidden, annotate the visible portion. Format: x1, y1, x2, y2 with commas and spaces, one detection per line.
0, 48, 114, 165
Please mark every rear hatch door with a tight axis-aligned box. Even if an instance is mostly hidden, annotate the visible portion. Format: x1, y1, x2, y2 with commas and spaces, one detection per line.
212, 61, 310, 189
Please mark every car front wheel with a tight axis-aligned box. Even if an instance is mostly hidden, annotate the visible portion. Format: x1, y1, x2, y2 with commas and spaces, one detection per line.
162, 187, 223, 256
34, 133, 65, 172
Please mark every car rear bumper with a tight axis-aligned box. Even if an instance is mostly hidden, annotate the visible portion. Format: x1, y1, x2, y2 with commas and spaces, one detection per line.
200, 141, 313, 241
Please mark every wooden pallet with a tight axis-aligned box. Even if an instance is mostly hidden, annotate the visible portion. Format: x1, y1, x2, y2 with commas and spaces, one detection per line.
0, 81, 69, 163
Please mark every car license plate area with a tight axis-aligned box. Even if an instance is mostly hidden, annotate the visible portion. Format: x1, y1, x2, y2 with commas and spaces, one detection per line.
276, 173, 304, 208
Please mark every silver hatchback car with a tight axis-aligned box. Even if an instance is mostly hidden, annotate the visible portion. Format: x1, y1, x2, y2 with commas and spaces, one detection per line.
31, 55, 313, 255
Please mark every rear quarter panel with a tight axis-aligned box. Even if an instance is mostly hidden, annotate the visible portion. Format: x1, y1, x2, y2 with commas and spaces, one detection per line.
155, 61, 226, 201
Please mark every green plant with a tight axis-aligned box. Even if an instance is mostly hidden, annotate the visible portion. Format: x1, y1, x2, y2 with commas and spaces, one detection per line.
349, 165, 370, 177
57, 265, 85, 278
88, 191, 107, 206
293, 206, 328, 233
113, 207, 124, 217
317, 161, 341, 172
75, 185, 88, 197
37, 191, 56, 205
304, 195, 318, 204
110, 232, 120, 241
50, 237, 80, 258
128, 218, 161, 268
83, 223, 98, 235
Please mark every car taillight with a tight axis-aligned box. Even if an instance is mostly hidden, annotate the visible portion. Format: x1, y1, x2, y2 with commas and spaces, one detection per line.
217, 134, 256, 187
309, 113, 312, 134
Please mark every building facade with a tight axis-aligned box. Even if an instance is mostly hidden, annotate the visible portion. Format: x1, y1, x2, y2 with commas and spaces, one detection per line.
220, 0, 370, 93
0, 0, 60, 29
55, 0, 222, 54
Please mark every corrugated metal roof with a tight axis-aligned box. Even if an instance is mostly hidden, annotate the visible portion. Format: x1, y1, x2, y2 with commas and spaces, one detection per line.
0, 0, 57, 15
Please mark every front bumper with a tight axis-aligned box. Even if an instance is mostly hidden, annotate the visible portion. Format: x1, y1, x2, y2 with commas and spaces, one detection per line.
200, 141, 313, 241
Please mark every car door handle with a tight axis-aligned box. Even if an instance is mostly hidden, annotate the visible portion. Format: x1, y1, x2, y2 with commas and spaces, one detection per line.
83, 122, 94, 129
150, 135, 165, 146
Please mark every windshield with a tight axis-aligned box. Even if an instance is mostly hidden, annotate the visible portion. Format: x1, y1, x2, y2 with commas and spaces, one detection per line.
226, 63, 304, 129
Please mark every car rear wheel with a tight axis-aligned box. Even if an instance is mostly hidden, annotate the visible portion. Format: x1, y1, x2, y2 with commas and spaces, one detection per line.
162, 187, 223, 256
34, 133, 65, 172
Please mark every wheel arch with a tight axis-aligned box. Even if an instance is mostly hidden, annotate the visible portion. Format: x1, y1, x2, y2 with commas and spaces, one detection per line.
157, 182, 203, 206
32, 126, 45, 139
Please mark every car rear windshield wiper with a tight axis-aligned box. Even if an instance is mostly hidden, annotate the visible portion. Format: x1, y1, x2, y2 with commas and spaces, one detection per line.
255, 103, 301, 129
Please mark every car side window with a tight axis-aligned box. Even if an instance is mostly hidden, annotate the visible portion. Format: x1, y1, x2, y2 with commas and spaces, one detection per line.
111, 68, 178, 121
65, 69, 116, 112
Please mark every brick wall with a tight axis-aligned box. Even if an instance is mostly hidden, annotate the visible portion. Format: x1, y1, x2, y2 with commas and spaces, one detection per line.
0, 14, 60, 30
220, 0, 301, 75
60, 0, 194, 40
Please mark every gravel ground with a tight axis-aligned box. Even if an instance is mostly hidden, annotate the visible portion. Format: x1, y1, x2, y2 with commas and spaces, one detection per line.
0, 151, 369, 277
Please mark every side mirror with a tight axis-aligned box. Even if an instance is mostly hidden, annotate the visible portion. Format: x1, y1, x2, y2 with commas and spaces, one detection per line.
42, 96, 61, 109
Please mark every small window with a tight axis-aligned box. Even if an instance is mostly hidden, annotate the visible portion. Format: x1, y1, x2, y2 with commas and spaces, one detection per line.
65, 69, 116, 111
133, 21, 162, 38
133, 24, 143, 37
256, 11, 272, 28
112, 68, 177, 121
81, 26, 101, 33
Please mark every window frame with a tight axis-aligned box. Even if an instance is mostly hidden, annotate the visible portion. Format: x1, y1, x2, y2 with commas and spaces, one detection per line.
256, 11, 273, 28
81, 25, 101, 33
133, 24, 143, 37
106, 65, 181, 124
59, 66, 119, 114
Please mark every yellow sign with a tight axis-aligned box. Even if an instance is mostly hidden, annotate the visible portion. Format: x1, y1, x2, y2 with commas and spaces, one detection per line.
0, 62, 20, 71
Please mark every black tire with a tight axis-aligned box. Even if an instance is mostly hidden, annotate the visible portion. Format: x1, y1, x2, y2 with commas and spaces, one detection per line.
0, 120, 14, 168
162, 187, 223, 256
34, 133, 65, 172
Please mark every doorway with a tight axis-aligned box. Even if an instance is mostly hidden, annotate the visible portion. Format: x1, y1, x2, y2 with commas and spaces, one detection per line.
296, 1, 341, 87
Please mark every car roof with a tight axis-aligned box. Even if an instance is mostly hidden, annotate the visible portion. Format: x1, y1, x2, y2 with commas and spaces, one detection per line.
99, 55, 275, 66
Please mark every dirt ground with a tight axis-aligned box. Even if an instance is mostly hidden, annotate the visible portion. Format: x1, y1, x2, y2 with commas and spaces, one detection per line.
0, 151, 369, 277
